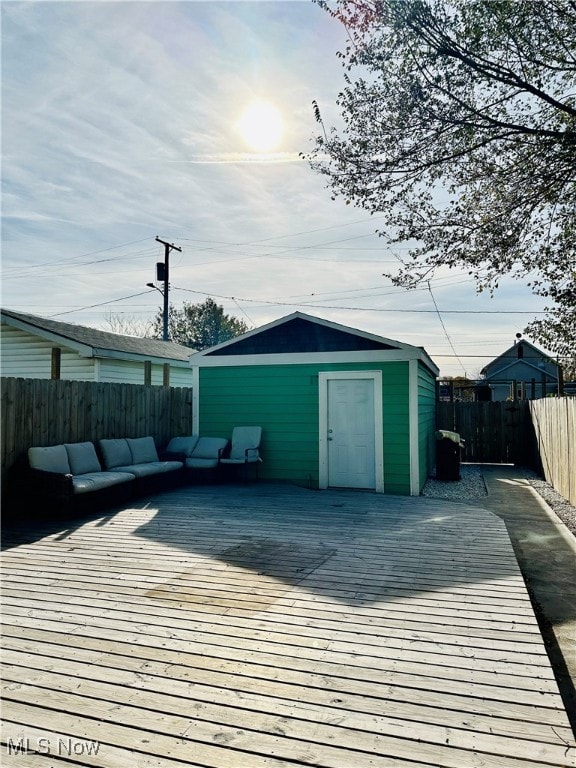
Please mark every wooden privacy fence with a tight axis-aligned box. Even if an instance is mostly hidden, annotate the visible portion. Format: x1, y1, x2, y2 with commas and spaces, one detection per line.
1, 377, 193, 487
529, 398, 576, 507
437, 401, 534, 464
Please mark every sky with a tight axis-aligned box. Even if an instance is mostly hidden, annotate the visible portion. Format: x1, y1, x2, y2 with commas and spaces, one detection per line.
1, 0, 551, 377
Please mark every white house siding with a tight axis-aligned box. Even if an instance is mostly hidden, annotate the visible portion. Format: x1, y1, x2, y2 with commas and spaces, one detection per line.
0, 326, 95, 381
98, 359, 152, 385
162, 366, 193, 387
1, 325, 191, 386
98, 358, 192, 387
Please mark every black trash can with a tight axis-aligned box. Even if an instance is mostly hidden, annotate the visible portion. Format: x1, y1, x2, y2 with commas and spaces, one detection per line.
435, 430, 462, 481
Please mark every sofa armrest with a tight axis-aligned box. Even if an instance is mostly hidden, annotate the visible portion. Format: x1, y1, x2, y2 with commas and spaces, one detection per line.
28, 467, 74, 498
158, 450, 186, 462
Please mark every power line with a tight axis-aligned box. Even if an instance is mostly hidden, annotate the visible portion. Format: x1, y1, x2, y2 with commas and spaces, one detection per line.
170, 285, 549, 314
2, 237, 153, 276
427, 281, 466, 374
176, 215, 390, 248
48, 290, 155, 318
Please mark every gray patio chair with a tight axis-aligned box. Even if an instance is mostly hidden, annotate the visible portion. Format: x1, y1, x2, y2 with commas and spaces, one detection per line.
220, 426, 262, 480
163, 435, 229, 482
185, 437, 229, 470
163, 436, 199, 461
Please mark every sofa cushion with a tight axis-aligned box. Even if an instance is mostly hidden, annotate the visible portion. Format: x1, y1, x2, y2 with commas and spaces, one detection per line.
99, 439, 132, 470
28, 445, 70, 474
72, 471, 135, 495
127, 436, 159, 464
165, 436, 199, 457
65, 442, 102, 476
114, 461, 182, 478
185, 457, 219, 469
190, 437, 229, 460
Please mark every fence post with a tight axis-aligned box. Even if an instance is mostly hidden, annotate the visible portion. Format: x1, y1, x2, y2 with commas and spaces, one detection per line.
144, 361, 152, 386
51, 348, 61, 380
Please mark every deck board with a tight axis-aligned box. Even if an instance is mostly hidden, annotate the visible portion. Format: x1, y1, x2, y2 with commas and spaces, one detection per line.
2, 484, 575, 767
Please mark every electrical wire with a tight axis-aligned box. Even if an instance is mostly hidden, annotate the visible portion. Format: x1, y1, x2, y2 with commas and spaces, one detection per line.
170, 285, 548, 314
427, 281, 466, 374
48, 290, 156, 318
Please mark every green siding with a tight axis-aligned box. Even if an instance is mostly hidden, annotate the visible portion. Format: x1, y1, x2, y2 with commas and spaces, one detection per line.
198, 362, 411, 493
417, 362, 437, 491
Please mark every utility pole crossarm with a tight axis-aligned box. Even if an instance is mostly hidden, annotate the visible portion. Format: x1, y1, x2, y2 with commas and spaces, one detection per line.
155, 236, 182, 342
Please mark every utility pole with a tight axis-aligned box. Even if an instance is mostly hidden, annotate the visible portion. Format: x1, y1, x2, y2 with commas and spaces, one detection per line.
155, 236, 182, 341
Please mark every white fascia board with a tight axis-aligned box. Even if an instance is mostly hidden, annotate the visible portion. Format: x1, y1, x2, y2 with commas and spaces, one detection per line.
91, 348, 190, 367
408, 359, 420, 496
189, 310, 434, 361
192, 366, 200, 433
2, 315, 191, 366
2, 317, 95, 357
484, 359, 558, 381
189, 312, 303, 358
192, 349, 434, 368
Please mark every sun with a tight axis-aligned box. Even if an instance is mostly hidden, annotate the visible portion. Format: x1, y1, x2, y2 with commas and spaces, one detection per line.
238, 101, 283, 153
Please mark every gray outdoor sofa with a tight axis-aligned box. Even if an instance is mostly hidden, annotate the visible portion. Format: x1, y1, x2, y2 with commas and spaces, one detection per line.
26, 437, 183, 515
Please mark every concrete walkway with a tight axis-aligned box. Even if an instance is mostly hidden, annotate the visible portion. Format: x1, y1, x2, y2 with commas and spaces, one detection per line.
481, 465, 576, 733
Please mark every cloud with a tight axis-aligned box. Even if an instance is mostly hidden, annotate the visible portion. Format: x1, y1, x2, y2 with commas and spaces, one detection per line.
1, 1, 550, 375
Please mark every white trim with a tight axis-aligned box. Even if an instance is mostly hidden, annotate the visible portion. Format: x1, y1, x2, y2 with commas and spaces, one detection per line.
189, 311, 413, 357
94, 358, 101, 383
318, 371, 384, 493
1, 316, 95, 358
480, 339, 557, 375
408, 359, 420, 496
191, 348, 438, 371
1, 314, 190, 367
483, 358, 558, 381
192, 366, 200, 433
90, 348, 190, 366
188, 311, 439, 376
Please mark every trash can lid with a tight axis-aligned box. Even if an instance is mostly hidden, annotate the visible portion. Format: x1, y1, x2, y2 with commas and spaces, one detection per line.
436, 429, 461, 443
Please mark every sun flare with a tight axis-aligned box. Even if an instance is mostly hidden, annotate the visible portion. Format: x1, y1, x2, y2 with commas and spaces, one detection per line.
238, 101, 283, 153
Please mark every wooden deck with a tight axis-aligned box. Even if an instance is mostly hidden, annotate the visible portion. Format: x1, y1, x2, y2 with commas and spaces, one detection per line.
1, 483, 575, 767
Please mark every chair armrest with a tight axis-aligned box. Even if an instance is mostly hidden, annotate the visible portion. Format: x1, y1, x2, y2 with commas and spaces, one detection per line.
245, 448, 261, 461
218, 444, 232, 461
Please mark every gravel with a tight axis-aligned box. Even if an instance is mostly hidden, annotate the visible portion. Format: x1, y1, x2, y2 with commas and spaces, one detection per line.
421, 464, 488, 502
422, 464, 576, 537
522, 468, 576, 537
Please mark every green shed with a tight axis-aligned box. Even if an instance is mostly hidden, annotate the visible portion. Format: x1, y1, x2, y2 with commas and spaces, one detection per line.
190, 312, 439, 495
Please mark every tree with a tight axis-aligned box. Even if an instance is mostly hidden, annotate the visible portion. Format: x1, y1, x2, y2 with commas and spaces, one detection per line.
104, 312, 153, 338
308, 0, 576, 368
152, 298, 249, 350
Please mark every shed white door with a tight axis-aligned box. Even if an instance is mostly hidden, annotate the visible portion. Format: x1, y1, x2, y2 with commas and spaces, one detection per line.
327, 378, 376, 489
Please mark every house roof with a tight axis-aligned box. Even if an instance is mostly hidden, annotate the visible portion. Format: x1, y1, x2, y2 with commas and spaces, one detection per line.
480, 339, 558, 377
190, 311, 439, 374
1, 308, 193, 365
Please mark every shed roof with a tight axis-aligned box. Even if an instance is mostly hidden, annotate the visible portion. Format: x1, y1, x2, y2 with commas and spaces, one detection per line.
1, 308, 193, 365
191, 312, 439, 374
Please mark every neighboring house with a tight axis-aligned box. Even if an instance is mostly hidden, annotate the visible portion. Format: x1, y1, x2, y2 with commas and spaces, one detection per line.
0, 309, 193, 386
479, 338, 559, 401
189, 311, 439, 496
